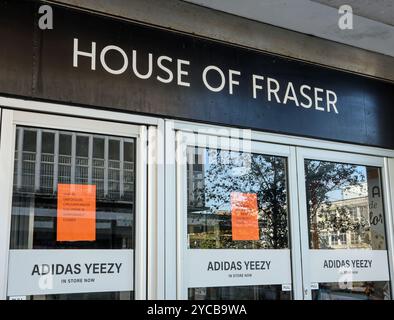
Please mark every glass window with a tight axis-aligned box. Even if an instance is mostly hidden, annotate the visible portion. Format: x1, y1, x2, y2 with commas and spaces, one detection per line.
186, 147, 291, 300
304, 159, 391, 300
8, 126, 136, 300
351, 232, 361, 245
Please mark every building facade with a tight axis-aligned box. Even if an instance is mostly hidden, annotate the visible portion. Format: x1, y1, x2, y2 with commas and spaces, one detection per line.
0, 0, 394, 300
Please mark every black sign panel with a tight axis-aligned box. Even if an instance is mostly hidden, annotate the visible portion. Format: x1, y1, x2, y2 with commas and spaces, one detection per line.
1, 0, 394, 148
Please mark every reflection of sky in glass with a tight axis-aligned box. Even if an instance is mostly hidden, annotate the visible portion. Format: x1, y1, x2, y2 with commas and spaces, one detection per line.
202, 149, 253, 211
187, 147, 290, 249
323, 166, 367, 202
200, 153, 369, 206
197, 148, 282, 212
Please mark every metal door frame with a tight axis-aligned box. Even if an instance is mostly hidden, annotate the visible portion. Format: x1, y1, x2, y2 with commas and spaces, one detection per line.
167, 119, 394, 300
295, 147, 394, 300
0, 108, 160, 300
174, 130, 302, 299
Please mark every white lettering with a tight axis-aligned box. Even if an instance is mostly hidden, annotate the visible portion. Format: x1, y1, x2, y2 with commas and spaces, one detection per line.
132, 50, 153, 79
203, 65, 226, 92
252, 75, 264, 99
327, 90, 339, 113
229, 69, 241, 95
177, 59, 190, 87
157, 56, 173, 83
283, 82, 299, 106
73, 38, 96, 70
300, 85, 313, 109
267, 77, 281, 103
314, 87, 325, 111
100, 45, 128, 75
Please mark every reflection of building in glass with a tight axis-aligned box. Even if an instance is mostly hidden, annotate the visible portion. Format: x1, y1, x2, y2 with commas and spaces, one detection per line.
14, 127, 135, 201
342, 183, 368, 200
187, 147, 205, 208
11, 127, 136, 251
186, 147, 289, 250
316, 195, 371, 249
187, 210, 232, 249
307, 160, 386, 251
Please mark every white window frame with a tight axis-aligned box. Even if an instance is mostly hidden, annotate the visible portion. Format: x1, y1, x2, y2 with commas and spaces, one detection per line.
296, 147, 394, 300
174, 130, 302, 300
0, 103, 164, 300
1, 97, 394, 300
167, 119, 394, 301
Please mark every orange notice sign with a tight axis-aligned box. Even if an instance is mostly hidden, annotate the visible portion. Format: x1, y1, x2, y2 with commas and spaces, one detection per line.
57, 184, 96, 242
231, 192, 259, 241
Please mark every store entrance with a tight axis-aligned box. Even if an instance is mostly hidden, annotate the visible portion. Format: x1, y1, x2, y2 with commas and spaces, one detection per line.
297, 148, 391, 300
175, 130, 392, 300
0, 110, 148, 300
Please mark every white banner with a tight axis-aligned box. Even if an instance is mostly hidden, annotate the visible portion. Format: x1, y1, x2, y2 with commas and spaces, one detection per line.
310, 249, 389, 283
7, 249, 133, 297
186, 249, 292, 288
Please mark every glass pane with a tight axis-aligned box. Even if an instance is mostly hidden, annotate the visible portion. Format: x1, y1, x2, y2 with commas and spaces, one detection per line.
304, 159, 391, 300
23, 129, 37, 152
40, 132, 55, 193
8, 126, 136, 300
109, 140, 120, 160
59, 134, 72, 155
123, 141, 135, 202
42, 132, 54, 154
21, 129, 37, 191
189, 285, 290, 300
93, 137, 105, 199
76, 135, 89, 158
186, 146, 291, 300
58, 134, 72, 185
108, 139, 120, 199
76, 135, 89, 185
93, 138, 104, 159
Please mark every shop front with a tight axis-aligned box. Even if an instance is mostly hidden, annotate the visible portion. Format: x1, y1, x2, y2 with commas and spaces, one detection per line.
0, 0, 394, 300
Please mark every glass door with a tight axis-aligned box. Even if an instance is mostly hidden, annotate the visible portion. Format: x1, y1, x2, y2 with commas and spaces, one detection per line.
0, 110, 147, 300
176, 131, 302, 300
297, 148, 393, 300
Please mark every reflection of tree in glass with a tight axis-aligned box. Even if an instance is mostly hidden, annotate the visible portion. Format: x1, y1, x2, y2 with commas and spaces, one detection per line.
188, 148, 289, 249
305, 160, 368, 249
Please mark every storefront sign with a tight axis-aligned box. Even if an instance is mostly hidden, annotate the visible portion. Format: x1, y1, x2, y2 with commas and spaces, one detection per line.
7, 250, 133, 296
186, 249, 291, 288
309, 249, 390, 283
71, 38, 339, 114
230, 192, 259, 241
1, 0, 394, 149
57, 184, 96, 242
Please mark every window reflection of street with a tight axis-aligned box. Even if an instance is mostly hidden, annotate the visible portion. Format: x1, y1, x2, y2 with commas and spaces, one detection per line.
9, 127, 136, 300
187, 147, 291, 300
305, 160, 390, 300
